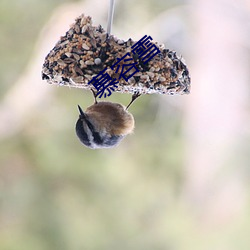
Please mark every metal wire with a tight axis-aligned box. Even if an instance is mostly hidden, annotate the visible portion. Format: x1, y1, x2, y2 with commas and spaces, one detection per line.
107, 0, 115, 34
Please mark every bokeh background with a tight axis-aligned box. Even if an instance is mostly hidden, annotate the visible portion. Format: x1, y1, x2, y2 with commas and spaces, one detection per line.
1, 0, 250, 249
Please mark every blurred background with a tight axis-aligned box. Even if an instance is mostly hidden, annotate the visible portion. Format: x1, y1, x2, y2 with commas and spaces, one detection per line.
1, 0, 250, 249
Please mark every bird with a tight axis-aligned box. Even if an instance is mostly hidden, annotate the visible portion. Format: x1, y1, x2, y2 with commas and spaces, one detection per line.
75, 90, 140, 149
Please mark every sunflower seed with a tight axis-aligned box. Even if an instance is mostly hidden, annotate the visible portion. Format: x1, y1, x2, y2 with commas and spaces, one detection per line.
82, 43, 90, 50
85, 60, 94, 65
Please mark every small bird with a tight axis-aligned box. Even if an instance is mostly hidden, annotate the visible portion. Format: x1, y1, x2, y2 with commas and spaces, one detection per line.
75, 91, 140, 149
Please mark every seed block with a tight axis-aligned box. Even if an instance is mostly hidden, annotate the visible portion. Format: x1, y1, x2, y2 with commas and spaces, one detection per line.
42, 14, 190, 95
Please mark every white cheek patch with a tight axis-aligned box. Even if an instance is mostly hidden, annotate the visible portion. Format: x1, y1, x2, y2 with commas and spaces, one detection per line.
83, 122, 95, 146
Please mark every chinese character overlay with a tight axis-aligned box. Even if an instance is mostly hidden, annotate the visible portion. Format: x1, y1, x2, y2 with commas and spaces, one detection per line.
111, 52, 139, 81
88, 35, 160, 98
131, 35, 161, 64
88, 69, 119, 98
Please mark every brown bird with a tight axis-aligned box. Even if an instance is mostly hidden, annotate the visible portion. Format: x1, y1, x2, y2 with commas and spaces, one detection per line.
75, 91, 140, 149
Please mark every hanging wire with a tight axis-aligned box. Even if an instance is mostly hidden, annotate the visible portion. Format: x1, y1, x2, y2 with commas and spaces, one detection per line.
107, 0, 115, 35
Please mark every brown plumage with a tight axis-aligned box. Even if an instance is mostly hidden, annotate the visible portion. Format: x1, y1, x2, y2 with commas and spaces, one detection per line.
85, 102, 134, 135
75, 99, 135, 149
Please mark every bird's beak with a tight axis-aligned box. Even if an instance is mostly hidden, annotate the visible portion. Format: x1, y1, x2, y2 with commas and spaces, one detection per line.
77, 105, 86, 119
